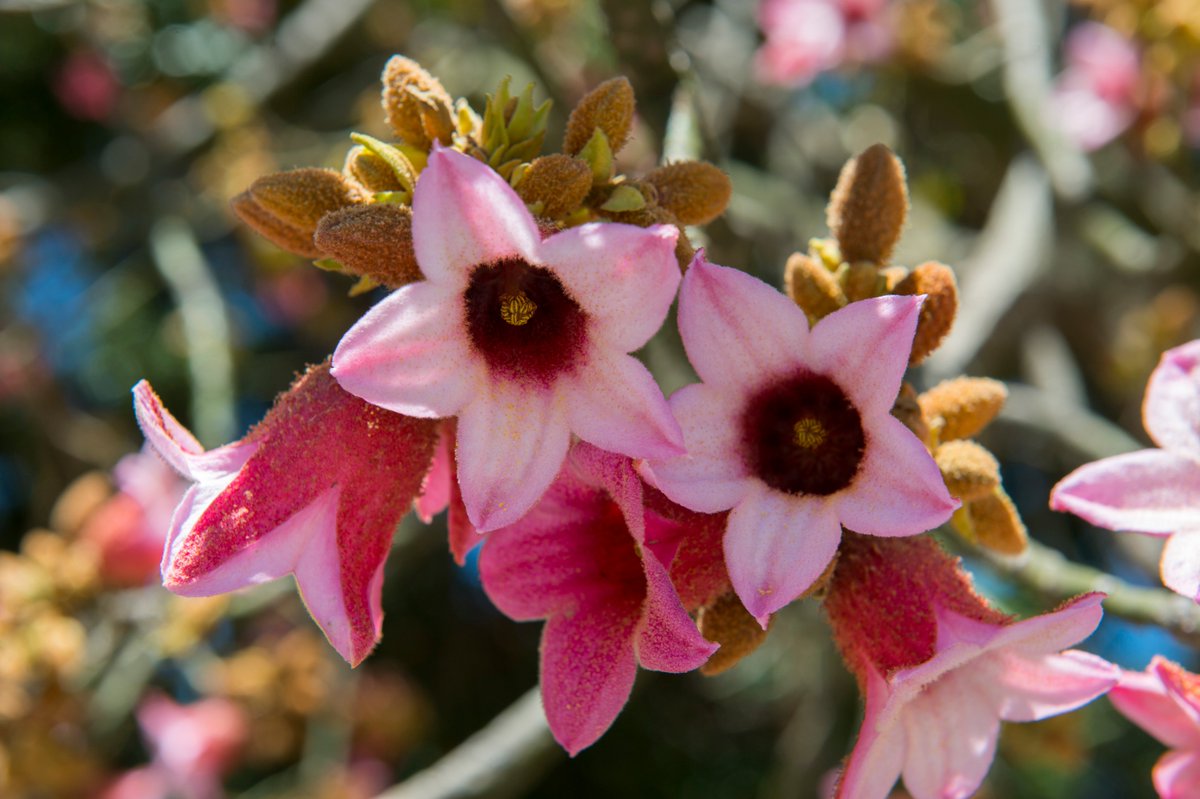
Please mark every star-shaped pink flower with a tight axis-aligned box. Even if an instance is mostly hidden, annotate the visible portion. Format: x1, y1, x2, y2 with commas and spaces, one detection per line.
1109, 657, 1200, 798
1051, 340, 1200, 602
478, 442, 717, 755
331, 147, 685, 531
640, 256, 957, 624
134, 362, 439, 665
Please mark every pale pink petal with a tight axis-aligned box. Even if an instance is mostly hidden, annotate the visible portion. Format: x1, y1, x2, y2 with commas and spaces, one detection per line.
724, 484, 842, 625
133, 381, 253, 480
1146, 340, 1200, 456
807, 295, 922, 417
900, 669, 1000, 799
635, 546, 718, 672
1162, 531, 1200, 601
1155, 657, 1200, 724
456, 384, 571, 531
1051, 449, 1200, 534
539, 223, 680, 352
987, 650, 1119, 722
414, 423, 453, 523
988, 592, 1107, 657
836, 414, 957, 537
411, 147, 539, 282
1110, 665, 1200, 749
640, 382, 753, 513
564, 349, 683, 461
331, 280, 483, 418
1154, 750, 1200, 799
677, 257, 810, 391
837, 673, 905, 799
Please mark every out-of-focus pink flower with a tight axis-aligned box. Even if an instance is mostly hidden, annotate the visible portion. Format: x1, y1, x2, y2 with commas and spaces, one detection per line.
134, 361, 439, 665
479, 442, 717, 755
1051, 340, 1200, 602
1050, 22, 1141, 151
1110, 657, 1200, 798
53, 49, 120, 121
826, 534, 1118, 799
641, 256, 956, 625
755, 0, 893, 87
331, 147, 684, 532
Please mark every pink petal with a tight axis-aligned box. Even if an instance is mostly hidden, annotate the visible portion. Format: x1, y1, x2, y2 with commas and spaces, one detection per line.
1155, 750, 1200, 799
724, 484, 842, 625
837, 672, 906, 799
133, 381, 253, 481
677, 256, 810, 391
1051, 449, 1200, 534
568, 443, 647, 542
564, 349, 684, 461
414, 422, 454, 523
987, 649, 1119, 722
1162, 531, 1200, 601
538, 223, 680, 353
455, 383, 571, 531
836, 414, 958, 537
1155, 657, 1200, 725
411, 147, 540, 282
900, 669, 1001, 799
635, 546, 718, 672
1146, 340, 1200, 455
1110, 665, 1200, 749
807, 295, 922, 417
331, 280, 483, 418
989, 592, 1106, 657
640, 382, 753, 513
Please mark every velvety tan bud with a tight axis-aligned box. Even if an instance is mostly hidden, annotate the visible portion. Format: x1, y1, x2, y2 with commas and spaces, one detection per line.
249, 168, 365, 233
827, 143, 908, 264
344, 146, 405, 193
784, 252, 846, 323
935, 439, 1000, 501
894, 261, 957, 365
564, 76, 635, 156
381, 55, 455, 148
841, 260, 881, 302
969, 488, 1028, 555
314, 204, 421, 288
919, 376, 1007, 441
891, 382, 930, 443
644, 161, 732, 226
698, 591, 770, 676
516, 154, 593, 219
231, 191, 323, 258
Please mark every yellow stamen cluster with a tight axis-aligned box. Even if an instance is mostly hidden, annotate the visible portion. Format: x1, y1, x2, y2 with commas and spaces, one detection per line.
793, 418, 827, 449
500, 291, 537, 326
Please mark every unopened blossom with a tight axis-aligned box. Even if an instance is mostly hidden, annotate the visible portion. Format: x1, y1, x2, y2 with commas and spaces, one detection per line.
134, 362, 439, 665
479, 442, 717, 755
1050, 22, 1141, 151
642, 256, 956, 624
1109, 657, 1200, 798
1051, 340, 1200, 602
756, 0, 893, 87
826, 534, 1118, 799
332, 146, 684, 531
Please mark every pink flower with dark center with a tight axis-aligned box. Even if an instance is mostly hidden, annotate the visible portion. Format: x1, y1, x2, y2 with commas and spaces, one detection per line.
826, 534, 1119, 799
755, 0, 893, 87
1051, 340, 1200, 602
134, 362, 439, 665
1109, 657, 1200, 798
641, 256, 956, 625
478, 442, 717, 755
331, 147, 684, 532
1050, 22, 1141, 151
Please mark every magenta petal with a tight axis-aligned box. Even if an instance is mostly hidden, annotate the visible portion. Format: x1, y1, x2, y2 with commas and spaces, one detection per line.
134, 381, 253, 480
332, 280, 483, 418
807, 295, 922, 417
1145, 340, 1200, 455
414, 423, 453, 523
539, 223, 680, 352
1050, 449, 1200, 534
677, 257, 810, 391
1110, 667, 1200, 749
636, 548, 717, 672
724, 485, 842, 625
479, 515, 594, 620
411, 147, 540, 281
1162, 531, 1200, 601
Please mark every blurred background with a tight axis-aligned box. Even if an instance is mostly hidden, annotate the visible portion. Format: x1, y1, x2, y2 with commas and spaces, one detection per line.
2, 0, 1200, 796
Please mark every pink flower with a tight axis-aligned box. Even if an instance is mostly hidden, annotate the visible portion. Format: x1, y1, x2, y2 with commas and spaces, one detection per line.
826, 534, 1119, 799
756, 0, 893, 87
1050, 22, 1141, 150
331, 147, 684, 531
1051, 340, 1200, 602
134, 362, 439, 665
478, 442, 717, 755
640, 256, 957, 624
1109, 657, 1200, 798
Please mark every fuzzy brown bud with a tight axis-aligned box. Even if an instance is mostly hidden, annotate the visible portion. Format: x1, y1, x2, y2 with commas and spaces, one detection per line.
231, 191, 323, 258
827, 143, 909, 264
935, 439, 1000, 501
698, 591, 770, 676
841, 261, 881, 302
919, 376, 1007, 441
894, 261, 957, 365
644, 161, 732, 226
381, 56, 455, 149
563, 77, 635, 156
314, 204, 421, 288
891, 382, 930, 443
344, 146, 406, 193
249, 168, 365, 233
516, 154, 594, 219
969, 489, 1028, 555
784, 252, 846, 323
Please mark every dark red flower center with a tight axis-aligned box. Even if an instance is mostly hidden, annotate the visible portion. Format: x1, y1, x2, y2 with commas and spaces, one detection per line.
463, 258, 587, 384
740, 370, 865, 496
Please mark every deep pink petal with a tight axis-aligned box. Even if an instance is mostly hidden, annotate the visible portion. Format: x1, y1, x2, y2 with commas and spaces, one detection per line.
1162, 531, 1200, 601
677, 256, 810, 391
1154, 750, 1200, 799
1144, 335, 1200, 456
900, 668, 1001, 799
1110, 664, 1200, 749
133, 381, 253, 481
724, 484, 842, 625
331, 280, 483, 418
988, 649, 1119, 722
568, 443, 647, 542
1050, 449, 1200, 534
414, 422, 453, 523
539, 223, 680, 353
807, 295, 922, 417
411, 147, 539, 282
635, 545, 717, 672
836, 672, 905, 799
836, 414, 957, 537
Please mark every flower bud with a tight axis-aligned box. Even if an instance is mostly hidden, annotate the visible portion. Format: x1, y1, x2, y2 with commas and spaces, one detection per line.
381, 55, 455, 149
894, 261, 957, 365
698, 590, 771, 676
784, 252, 846, 322
827, 143, 908, 265
919, 376, 1007, 441
516, 154, 594, 219
564, 76, 635, 156
314, 204, 421, 288
644, 161, 732, 226
935, 439, 1000, 501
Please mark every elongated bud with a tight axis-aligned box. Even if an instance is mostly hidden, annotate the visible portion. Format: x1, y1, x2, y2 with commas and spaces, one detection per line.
827, 143, 909, 265
344, 146, 406, 193
314, 204, 421, 288
894, 261, 957, 365
841, 261, 881, 302
919, 377, 1007, 441
515, 154, 594, 219
698, 591, 770, 676
381, 55, 455, 148
935, 439, 1000, 501
784, 252, 846, 322
231, 192, 324, 258
963, 488, 1028, 555
248, 168, 365, 233
564, 77, 635, 156
645, 161, 732, 226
